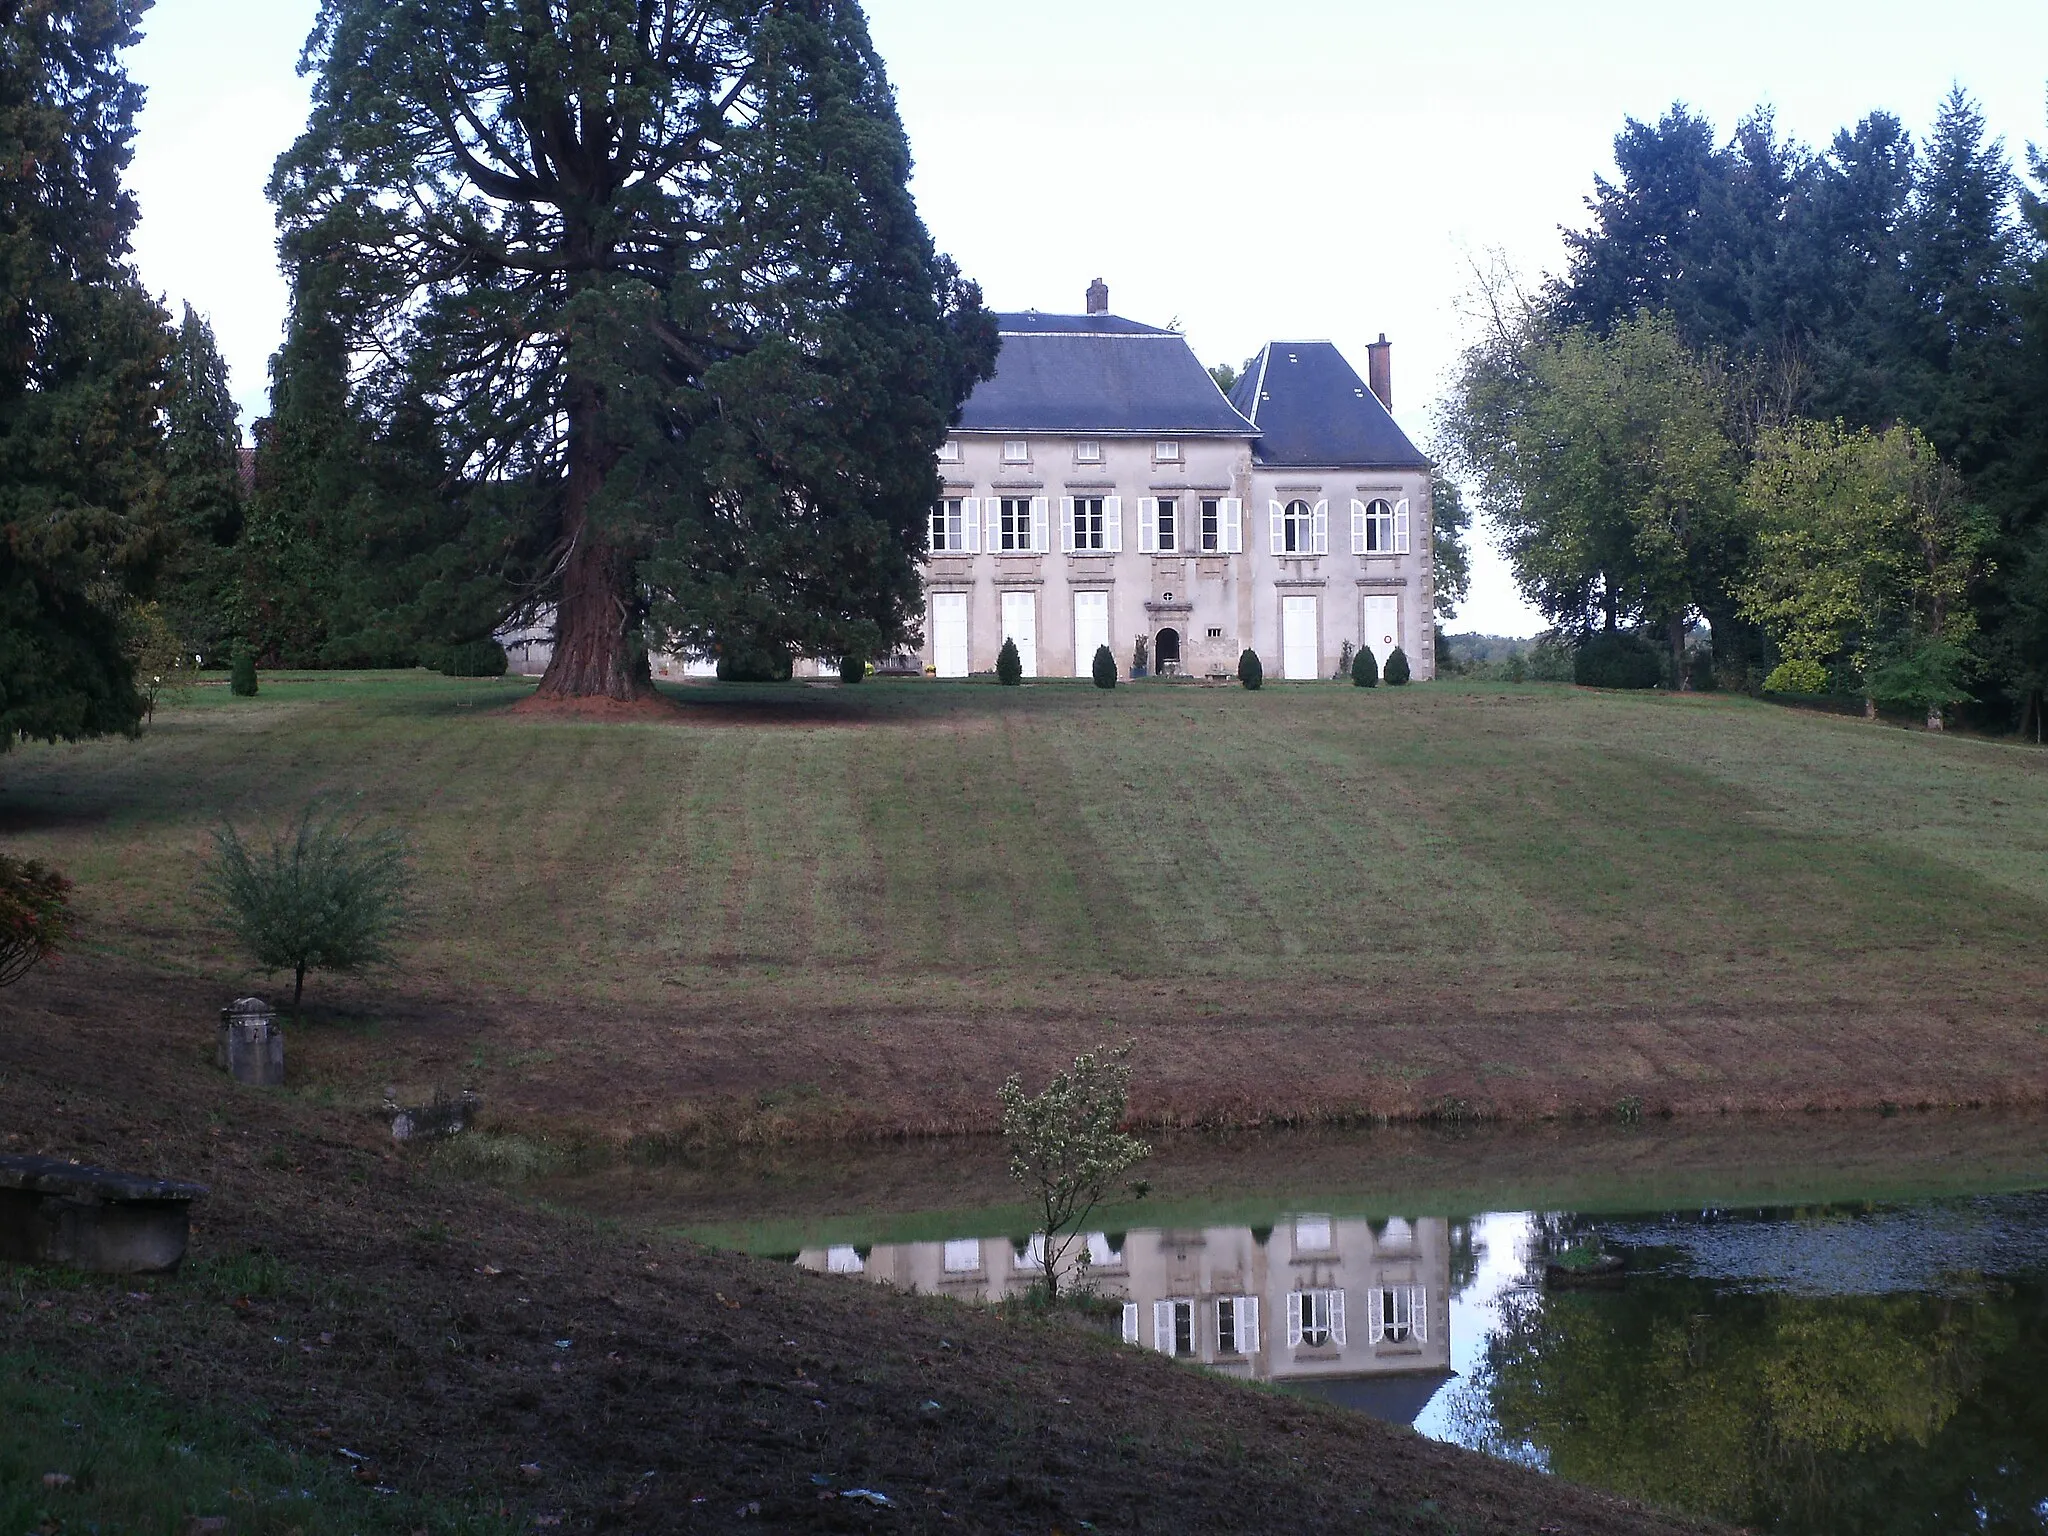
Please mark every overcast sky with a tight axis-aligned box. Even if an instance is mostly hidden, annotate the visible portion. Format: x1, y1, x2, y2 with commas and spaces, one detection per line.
125, 0, 2048, 635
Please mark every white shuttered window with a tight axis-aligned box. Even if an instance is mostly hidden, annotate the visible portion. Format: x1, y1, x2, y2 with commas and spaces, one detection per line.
1224, 497, 1243, 553
1269, 500, 1285, 555
1137, 497, 1158, 554
1154, 1298, 1196, 1357
1288, 1289, 1346, 1348
1104, 496, 1123, 553
1312, 499, 1329, 555
1217, 1295, 1262, 1355
1031, 496, 1051, 553
1122, 1302, 1139, 1344
1370, 1287, 1428, 1343
1394, 497, 1412, 554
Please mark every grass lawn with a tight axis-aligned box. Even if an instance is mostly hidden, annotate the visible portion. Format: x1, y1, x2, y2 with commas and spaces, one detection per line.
4, 670, 2047, 1142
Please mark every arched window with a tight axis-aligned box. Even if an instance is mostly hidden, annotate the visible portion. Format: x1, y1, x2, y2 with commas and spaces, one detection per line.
1284, 499, 1314, 554
1365, 498, 1395, 553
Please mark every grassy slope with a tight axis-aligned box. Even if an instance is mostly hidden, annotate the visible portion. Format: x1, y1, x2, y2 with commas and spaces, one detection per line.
3, 672, 2046, 1141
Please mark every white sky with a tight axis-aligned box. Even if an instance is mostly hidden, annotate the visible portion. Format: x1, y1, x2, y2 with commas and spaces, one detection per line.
125, 0, 2048, 636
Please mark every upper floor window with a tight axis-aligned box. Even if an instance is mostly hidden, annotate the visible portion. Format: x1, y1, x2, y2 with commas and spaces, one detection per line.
1066, 495, 1120, 552
1002, 439, 1030, 463
998, 496, 1038, 553
1155, 440, 1181, 462
1354, 497, 1411, 554
1372, 1286, 1427, 1344
1288, 1288, 1346, 1349
930, 498, 965, 552
1200, 497, 1243, 554
1139, 496, 1177, 553
1274, 498, 1327, 556
937, 440, 961, 463
1075, 440, 1101, 463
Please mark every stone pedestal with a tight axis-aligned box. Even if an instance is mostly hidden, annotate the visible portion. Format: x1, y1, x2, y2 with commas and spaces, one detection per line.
219, 997, 284, 1087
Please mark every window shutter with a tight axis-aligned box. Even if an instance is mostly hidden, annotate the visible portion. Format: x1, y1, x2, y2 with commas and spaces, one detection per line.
989, 497, 1007, 551
1138, 497, 1157, 554
1395, 497, 1411, 554
1351, 499, 1368, 554
1243, 1296, 1261, 1354
1269, 501, 1285, 555
1224, 498, 1243, 554
1313, 499, 1329, 556
1105, 496, 1123, 553
1060, 497, 1076, 554
1032, 496, 1050, 554
1286, 1293, 1304, 1349
1122, 1302, 1139, 1345
1330, 1288, 1347, 1347
1412, 1287, 1427, 1343
1154, 1299, 1174, 1354
1368, 1289, 1384, 1343
960, 498, 980, 553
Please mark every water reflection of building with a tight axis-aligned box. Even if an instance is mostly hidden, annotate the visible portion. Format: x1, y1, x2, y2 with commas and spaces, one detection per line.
798, 1216, 1453, 1422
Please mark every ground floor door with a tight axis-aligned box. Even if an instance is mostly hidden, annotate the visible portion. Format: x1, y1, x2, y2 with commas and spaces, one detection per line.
1072, 590, 1109, 677
1362, 595, 1400, 667
932, 592, 969, 678
1001, 590, 1038, 677
1282, 595, 1319, 680
1155, 627, 1181, 674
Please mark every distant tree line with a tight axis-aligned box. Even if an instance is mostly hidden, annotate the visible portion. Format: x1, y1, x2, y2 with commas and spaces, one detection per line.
1445, 91, 2048, 733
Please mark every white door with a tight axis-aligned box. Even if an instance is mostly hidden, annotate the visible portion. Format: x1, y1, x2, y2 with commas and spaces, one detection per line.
932, 592, 969, 678
1363, 595, 1400, 667
1001, 590, 1038, 677
1282, 595, 1319, 680
1073, 591, 1109, 677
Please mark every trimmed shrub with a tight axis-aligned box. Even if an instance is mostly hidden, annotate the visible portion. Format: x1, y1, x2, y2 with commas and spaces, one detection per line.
1091, 644, 1117, 689
1763, 658, 1829, 695
1383, 646, 1411, 686
838, 653, 866, 684
716, 640, 793, 682
436, 639, 507, 677
230, 645, 258, 697
1335, 640, 1355, 681
1351, 646, 1379, 687
1573, 631, 1662, 690
1237, 648, 1263, 690
996, 637, 1023, 686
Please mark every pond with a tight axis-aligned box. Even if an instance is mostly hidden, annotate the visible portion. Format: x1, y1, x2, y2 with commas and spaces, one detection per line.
538, 1114, 2048, 1534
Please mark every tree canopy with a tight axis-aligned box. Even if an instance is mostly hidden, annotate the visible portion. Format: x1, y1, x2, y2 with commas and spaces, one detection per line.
269, 0, 996, 700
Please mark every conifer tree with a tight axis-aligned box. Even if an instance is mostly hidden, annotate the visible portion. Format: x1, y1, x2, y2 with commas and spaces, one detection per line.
160, 305, 244, 660
271, 0, 996, 703
0, 0, 167, 746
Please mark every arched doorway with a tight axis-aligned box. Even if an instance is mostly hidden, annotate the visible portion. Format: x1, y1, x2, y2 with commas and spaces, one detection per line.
1155, 627, 1182, 675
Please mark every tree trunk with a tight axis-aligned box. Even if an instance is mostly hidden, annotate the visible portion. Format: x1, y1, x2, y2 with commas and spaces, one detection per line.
534, 371, 651, 701
1667, 613, 1689, 691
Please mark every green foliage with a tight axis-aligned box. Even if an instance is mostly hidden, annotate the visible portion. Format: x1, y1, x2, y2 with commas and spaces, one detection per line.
0, 0, 167, 750
999, 1044, 1150, 1300
1237, 648, 1263, 689
716, 636, 793, 683
0, 855, 72, 988
229, 645, 257, 697
1131, 632, 1149, 674
1574, 632, 1664, 690
1335, 639, 1355, 680
1352, 646, 1380, 687
434, 640, 508, 678
1091, 644, 1117, 690
273, 0, 998, 696
1763, 658, 1830, 695
204, 802, 414, 1009
838, 653, 867, 684
120, 602, 194, 723
158, 305, 244, 660
1430, 469, 1473, 621
997, 638, 1023, 687
1866, 636, 1977, 722
1384, 646, 1412, 686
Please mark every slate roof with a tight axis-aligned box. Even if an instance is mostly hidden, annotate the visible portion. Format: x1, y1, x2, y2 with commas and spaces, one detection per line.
957, 313, 1258, 436
1229, 341, 1431, 469
1278, 1369, 1455, 1428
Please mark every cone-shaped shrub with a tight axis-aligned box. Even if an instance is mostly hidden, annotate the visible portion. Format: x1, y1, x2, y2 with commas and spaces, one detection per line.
997, 638, 1023, 686
1091, 644, 1117, 689
839, 653, 866, 684
1384, 646, 1411, 686
231, 645, 258, 697
1352, 646, 1379, 687
1237, 648, 1263, 690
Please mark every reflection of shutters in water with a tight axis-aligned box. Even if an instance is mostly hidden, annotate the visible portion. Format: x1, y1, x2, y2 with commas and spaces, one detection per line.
1283, 596, 1318, 680
1073, 591, 1109, 677
1217, 1295, 1261, 1354
1154, 1299, 1195, 1356
1122, 1302, 1139, 1344
931, 592, 969, 677
1370, 1286, 1426, 1343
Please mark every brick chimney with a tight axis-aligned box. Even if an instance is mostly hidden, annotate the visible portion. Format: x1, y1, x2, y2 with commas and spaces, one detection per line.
1367, 334, 1392, 412
1086, 277, 1109, 315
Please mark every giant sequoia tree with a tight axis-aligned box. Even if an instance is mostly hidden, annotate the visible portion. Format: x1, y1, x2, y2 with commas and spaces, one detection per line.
0, 0, 167, 746
271, 0, 995, 701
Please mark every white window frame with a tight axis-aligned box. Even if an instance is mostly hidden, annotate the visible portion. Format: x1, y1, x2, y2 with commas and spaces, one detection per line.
1156, 496, 1177, 552
930, 498, 964, 553
1153, 1298, 1197, 1357
1031, 495, 1050, 553
1274, 499, 1326, 555
1217, 1295, 1261, 1355
1075, 440, 1101, 464
1370, 1286, 1427, 1344
1355, 497, 1397, 555
1287, 1288, 1346, 1349
997, 496, 1037, 553
1002, 439, 1029, 463
1155, 440, 1181, 462
960, 496, 980, 553
942, 1238, 982, 1274
937, 440, 960, 463
1064, 496, 1121, 553
1394, 496, 1412, 554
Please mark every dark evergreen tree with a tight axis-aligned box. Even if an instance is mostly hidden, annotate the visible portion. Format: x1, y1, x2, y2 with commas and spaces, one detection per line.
160, 304, 244, 661
996, 637, 1022, 687
0, 0, 166, 747
271, 0, 996, 704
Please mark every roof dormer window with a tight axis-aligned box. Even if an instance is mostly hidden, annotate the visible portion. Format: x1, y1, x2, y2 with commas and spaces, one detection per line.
1075, 440, 1101, 463
1002, 439, 1029, 463
1155, 440, 1181, 462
